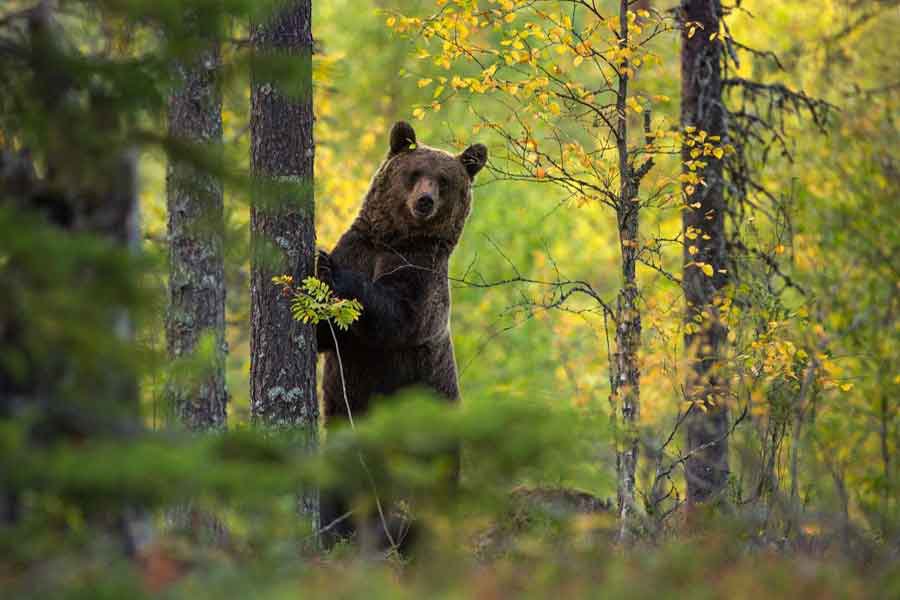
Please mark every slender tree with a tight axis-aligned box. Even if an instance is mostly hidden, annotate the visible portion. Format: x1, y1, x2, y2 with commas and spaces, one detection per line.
387, 0, 664, 541
611, 0, 637, 539
680, 0, 730, 507
248, 0, 318, 512
166, 32, 228, 431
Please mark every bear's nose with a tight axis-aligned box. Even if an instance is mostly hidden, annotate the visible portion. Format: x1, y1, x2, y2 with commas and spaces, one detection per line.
414, 194, 434, 218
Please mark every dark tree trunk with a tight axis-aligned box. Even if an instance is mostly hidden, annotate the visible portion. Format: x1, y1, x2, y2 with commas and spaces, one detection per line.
681, 0, 730, 507
93, 149, 142, 414
166, 38, 228, 431
249, 2, 317, 440
249, 0, 318, 533
92, 151, 149, 557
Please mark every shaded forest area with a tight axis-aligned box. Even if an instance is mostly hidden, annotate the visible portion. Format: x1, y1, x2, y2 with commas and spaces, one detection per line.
1, 0, 898, 597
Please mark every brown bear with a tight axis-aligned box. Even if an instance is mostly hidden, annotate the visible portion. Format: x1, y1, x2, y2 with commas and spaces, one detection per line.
316, 121, 487, 418
316, 120, 487, 547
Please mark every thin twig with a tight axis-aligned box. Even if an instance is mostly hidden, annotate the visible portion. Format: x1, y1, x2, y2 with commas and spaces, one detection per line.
327, 320, 398, 552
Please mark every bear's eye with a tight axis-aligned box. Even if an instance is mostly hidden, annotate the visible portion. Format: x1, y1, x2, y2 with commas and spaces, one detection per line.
408, 170, 423, 186
437, 176, 449, 190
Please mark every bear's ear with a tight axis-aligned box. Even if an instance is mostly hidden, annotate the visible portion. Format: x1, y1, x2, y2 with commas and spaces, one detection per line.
459, 143, 488, 179
389, 121, 417, 156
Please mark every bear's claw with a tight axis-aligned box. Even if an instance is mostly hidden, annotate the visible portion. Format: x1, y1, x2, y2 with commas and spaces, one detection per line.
316, 249, 334, 288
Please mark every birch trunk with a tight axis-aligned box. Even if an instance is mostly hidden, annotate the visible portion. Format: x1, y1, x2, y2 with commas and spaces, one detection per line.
612, 0, 642, 542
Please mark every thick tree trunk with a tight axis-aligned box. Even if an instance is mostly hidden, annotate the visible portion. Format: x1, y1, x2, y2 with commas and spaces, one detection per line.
166, 39, 228, 431
249, 0, 317, 431
95, 150, 142, 413
95, 151, 151, 557
681, 0, 730, 507
249, 1, 318, 522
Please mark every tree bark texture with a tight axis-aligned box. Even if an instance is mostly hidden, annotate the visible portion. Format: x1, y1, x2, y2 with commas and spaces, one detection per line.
166, 40, 228, 431
681, 0, 730, 506
613, 208, 641, 539
249, 1, 318, 438
612, 0, 642, 543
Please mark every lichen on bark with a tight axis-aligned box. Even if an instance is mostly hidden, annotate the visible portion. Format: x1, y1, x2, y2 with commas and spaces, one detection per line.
166, 36, 228, 432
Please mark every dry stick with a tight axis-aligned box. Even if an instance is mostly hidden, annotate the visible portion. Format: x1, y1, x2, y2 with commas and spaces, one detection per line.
326, 320, 399, 553
306, 511, 354, 542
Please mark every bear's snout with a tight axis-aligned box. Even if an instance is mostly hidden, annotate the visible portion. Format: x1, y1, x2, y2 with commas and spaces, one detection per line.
409, 176, 439, 220
414, 194, 435, 218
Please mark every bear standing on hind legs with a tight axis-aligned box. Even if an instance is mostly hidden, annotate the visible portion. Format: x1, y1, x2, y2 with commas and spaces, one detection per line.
316, 121, 487, 548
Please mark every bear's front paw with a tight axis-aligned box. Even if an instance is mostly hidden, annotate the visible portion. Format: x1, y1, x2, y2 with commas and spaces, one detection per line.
316, 249, 334, 288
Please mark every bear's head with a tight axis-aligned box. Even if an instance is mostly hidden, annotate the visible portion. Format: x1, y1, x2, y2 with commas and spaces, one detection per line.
355, 121, 487, 245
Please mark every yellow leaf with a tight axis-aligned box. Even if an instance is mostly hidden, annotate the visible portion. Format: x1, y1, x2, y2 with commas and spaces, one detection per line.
535, 167, 546, 179
412, 107, 426, 120
688, 245, 698, 255
713, 147, 724, 159
385, 16, 396, 27
840, 383, 854, 392
700, 263, 714, 277
573, 55, 584, 66
417, 78, 433, 88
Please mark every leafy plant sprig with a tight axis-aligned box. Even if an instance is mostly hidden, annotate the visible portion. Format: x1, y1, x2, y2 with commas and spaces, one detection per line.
272, 275, 362, 330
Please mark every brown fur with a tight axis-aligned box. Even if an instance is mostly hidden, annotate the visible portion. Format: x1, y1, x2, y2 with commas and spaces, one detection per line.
316, 122, 486, 548
316, 121, 486, 420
